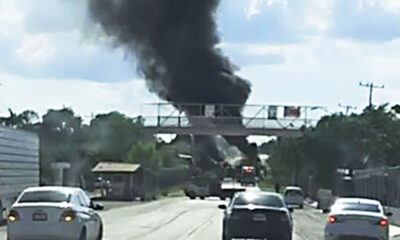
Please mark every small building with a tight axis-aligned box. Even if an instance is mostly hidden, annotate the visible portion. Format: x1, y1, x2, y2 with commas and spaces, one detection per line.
92, 162, 157, 200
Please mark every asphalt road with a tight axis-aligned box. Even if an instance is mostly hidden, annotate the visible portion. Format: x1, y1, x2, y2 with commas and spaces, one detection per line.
1, 197, 400, 240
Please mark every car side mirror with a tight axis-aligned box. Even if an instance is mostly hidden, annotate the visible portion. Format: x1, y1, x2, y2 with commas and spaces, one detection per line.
288, 207, 294, 213
218, 204, 227, 210
322, 209, 330, 214
91, 202, 104, 211
386, 212, 393, 217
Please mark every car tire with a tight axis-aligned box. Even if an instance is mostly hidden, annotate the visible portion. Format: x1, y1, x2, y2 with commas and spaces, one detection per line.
222, 230, 231, 240
97, 224, 103, 240
199, 196, 205, 200
299, 204, 304, 209
189, 196, 196, 200
79, 227, 87, 240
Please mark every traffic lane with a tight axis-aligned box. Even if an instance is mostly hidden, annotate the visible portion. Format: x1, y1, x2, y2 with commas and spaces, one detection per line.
292, 206, 325, 240
0, 225, 5, 240
1, 198, 399, 240
100, 197, 310, 240
100, 197, 224, 240
293, 205, 400, 240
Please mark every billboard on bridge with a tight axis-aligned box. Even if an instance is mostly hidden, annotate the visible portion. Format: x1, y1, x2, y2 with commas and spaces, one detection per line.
284, 106, 301, 118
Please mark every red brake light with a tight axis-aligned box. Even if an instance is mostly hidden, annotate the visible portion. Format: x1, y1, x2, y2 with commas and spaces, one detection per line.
379, 219, 388, 227
328, 215, 336, 224
8, 210, 19, 223
244, 167, 253, 174
60, 208, 76, 223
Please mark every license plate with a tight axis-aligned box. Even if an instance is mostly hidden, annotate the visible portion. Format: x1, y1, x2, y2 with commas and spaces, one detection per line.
252, 213, 266, 221
33, 212, 47, 221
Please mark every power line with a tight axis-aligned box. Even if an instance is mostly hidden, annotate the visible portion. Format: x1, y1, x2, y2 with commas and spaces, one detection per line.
338, 103, 357, 115
359, 82, 384, 108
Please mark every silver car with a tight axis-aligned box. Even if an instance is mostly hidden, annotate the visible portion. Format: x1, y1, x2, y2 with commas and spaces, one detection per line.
324, 198, 391, 240
7, 186, 104, 240
284, 186, 304, 209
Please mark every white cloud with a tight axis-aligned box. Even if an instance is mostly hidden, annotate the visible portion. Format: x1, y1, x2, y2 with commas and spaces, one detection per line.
245, 0, 263, 19
244, 0, 287, 19
16, 33, 56, 64
0, 74, 159, 119
359, 0, 400, 13
304, 0, 333, 33
231, 37, 400, 111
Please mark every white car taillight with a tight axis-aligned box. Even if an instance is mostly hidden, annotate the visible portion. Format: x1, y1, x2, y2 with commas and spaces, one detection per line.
8, 210, 19, 223
60, 208, 76, 223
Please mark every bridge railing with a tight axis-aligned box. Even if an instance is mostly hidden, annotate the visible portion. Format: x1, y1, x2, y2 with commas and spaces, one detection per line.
143, 116, 319, 129
141, 103, 326, 130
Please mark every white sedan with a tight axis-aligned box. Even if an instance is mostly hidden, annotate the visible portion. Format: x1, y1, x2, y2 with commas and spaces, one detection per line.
7, 186, 104, 240
325, 198, 391, 240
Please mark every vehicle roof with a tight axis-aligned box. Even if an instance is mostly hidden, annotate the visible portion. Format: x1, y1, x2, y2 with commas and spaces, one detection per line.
334, 198, 381, 205
92, 161, 141, 173
23, 186, 81, 194
284, 186, 303, 191
236, 191, 282, 198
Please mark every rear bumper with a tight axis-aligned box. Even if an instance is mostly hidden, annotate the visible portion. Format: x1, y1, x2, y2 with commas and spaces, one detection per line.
325, 224, 388, 240
284, 197, 304, 206
224, 219, 292, 239
7, 221, 82, 240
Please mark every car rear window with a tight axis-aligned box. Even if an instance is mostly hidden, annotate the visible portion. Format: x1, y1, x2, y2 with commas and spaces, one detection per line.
233, 194, 284, 208
333, 202, 380, 213
18, 191, 71, 203
285, 190, 303, 197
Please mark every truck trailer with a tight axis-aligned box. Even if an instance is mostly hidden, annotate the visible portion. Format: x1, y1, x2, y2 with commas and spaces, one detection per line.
0, 126, 39, 222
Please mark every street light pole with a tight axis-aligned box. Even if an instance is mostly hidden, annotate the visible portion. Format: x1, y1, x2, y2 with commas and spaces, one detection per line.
338, 103, 357, 115
359, 82, 384, 108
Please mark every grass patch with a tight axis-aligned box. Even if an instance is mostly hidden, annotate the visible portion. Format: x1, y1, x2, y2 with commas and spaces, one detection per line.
157, 185, 186, 199
258, 180, 276, 192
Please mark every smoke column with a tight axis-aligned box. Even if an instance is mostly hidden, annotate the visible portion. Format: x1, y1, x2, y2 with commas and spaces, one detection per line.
88, 0, 254, 166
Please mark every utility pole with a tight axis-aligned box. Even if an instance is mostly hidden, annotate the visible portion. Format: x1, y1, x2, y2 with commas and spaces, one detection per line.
338, 103, 357, 115
359, 82, 384, 108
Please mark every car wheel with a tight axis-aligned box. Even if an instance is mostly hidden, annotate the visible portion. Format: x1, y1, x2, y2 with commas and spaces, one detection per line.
299, 204, 304, 209
96, 224, 103, 240
79, 227, 87, 240
222, 230, 231, 240
199, 196, 205, 200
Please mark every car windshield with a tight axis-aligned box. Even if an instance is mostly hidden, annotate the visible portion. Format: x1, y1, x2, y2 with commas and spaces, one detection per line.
333, 202, 380, 213
233, 194, 284, 208
18, 191, 71, 203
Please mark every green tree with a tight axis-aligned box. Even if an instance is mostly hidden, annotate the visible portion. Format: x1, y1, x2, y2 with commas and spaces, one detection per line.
85, 112, 147, 163
0, 109, 39, 128
126, 142, 163, 170
39, 108, 86, 185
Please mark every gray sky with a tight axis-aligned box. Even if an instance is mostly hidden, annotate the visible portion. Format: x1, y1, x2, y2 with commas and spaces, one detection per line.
1, 0, 400, 120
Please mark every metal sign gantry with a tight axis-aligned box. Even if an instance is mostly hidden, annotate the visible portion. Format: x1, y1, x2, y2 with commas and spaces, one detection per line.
141, 103, 328, 137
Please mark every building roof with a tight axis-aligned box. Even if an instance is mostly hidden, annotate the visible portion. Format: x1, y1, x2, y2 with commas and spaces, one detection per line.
92, 162, 141, 173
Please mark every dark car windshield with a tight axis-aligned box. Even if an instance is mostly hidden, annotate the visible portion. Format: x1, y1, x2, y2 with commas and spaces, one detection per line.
18, 191, 71, 203
333, 202, 380, 213
233, 194, 284, 208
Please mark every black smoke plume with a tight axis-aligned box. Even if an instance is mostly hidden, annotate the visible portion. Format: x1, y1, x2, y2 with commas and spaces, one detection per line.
88, 0, 255, 167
